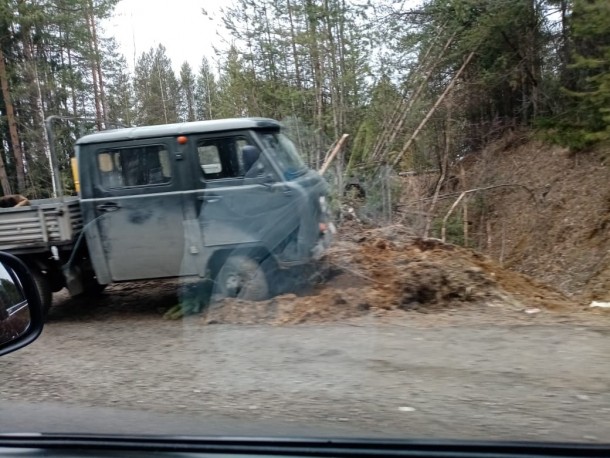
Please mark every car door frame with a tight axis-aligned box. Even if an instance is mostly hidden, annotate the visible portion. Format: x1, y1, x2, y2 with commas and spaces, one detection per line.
80, 136, 189, 283
186, 130, 300, 258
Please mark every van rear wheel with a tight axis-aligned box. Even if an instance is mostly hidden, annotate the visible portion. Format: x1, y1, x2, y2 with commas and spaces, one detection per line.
215, 255, 269, 301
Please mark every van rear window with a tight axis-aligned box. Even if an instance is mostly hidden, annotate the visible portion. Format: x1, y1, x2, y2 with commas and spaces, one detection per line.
97, 145, 172, 188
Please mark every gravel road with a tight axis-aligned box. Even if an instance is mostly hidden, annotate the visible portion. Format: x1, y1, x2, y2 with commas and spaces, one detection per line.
1, 284, 609, 443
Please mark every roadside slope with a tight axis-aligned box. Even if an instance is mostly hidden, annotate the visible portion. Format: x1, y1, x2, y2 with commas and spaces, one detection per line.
459, 134, 610, 301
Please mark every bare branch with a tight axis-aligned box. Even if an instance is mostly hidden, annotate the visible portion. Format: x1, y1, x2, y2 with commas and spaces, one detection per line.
440, 184, 537, 242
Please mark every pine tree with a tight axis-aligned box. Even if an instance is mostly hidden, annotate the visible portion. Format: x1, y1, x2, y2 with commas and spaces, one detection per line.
133, 45, 179, 125
195, 57, 219, 120
0, 0, 124, 197
106, 49, 134, 127
179, 62, 196, 122
562, 0, 610, 145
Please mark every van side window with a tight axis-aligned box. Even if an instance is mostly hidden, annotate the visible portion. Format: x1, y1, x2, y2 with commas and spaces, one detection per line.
97, 145, 171, 188
198, 144, 223, 177
197, 136, 249, 180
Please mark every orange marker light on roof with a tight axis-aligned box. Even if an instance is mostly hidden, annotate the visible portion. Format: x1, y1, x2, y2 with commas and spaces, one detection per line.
177, 136, 188, 145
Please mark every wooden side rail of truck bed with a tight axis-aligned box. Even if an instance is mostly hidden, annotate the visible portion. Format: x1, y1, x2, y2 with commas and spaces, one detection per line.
0, 197, 83, 253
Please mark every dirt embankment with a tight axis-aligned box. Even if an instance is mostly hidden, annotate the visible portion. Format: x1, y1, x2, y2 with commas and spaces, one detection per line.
455, 134, 610, 301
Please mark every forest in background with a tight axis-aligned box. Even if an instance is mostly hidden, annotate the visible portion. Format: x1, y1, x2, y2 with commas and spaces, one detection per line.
0, 0, 608, 201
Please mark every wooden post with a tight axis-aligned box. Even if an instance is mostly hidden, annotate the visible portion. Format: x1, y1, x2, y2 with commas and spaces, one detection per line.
486, 220, 492, 252
441, 191, 466, 243
463, 199, 469, 247
424, 97, 452, 238
460, 164, 468, 246
499, 221, 506, 265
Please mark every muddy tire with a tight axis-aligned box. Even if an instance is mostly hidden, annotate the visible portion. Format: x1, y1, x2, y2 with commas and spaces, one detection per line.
31, 268, 53, 316
214, 256, 270, 301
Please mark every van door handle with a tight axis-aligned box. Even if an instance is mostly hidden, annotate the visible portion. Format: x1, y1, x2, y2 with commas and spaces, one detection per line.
96, 202, 120, 212
197, 195, 222, 203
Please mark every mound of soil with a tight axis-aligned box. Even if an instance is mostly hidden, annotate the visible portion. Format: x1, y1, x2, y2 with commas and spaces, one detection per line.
202, 225, 578, 325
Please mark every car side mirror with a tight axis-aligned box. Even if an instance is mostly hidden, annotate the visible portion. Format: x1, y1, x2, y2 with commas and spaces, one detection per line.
0, 252, 44, 357
242, 145, 261, 172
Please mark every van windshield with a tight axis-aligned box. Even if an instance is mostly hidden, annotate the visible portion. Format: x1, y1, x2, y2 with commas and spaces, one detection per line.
258, 132, 307, 180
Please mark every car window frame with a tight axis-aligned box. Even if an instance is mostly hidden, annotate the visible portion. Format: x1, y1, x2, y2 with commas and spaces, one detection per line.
89, 138, 179, 198
191, 130, 279, 189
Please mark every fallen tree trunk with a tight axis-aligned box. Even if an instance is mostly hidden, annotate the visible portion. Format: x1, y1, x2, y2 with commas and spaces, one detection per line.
319, 134, 349, 175
391, 51, 476, 169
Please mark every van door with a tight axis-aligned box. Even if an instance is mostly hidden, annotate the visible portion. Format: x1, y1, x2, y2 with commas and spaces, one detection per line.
190, 133, 301, 256
89, 139, 187, 281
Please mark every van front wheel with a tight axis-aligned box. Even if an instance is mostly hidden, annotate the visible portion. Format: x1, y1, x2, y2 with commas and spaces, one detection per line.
215, 256, 269, 301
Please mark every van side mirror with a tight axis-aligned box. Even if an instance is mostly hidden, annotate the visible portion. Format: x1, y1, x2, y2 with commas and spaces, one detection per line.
0, 252, 44, 357
242, 145, 261, 175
